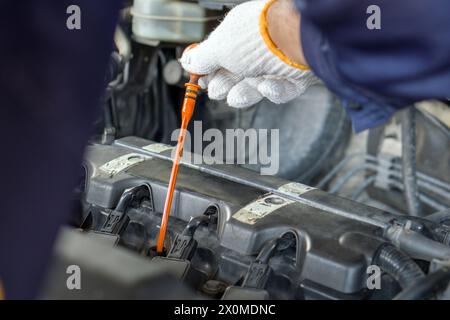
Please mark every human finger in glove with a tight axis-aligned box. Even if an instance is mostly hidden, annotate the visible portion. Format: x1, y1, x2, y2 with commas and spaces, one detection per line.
180, 0, 318, 109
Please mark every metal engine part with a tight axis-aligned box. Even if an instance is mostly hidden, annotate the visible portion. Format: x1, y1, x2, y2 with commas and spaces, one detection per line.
69, 136, 446, 300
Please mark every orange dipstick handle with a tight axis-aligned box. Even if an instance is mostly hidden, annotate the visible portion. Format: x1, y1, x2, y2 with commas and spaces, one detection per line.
156, 44, 203, 254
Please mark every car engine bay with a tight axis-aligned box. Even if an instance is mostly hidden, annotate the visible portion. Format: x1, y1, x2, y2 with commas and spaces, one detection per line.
41, 0, 450, 300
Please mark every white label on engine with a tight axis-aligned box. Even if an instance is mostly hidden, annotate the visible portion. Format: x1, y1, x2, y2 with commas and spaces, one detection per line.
233, 194, 294, 225
142, 143, 174, 154
277, 182, 315, 198
99, 153, 149, 176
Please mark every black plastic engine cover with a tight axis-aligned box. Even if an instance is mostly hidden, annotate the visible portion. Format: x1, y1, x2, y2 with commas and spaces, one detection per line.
81, 136, 398, 298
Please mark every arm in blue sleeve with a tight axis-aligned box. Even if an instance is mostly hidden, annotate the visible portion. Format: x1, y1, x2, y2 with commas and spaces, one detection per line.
0, 0, 122, 298
295, 0, 450, 131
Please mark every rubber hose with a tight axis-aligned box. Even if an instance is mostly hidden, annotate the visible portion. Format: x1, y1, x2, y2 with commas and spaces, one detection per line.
431, 228, 450, 246
394, 267, 450, 300
426, 209, 450, 246
373, 243, 425, 289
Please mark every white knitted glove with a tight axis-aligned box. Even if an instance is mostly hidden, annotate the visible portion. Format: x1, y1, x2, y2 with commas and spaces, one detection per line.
180, 0, 318, 108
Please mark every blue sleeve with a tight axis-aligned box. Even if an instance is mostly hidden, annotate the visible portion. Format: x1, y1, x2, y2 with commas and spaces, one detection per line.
295, 0, 450, 132
0, 0, 122, 298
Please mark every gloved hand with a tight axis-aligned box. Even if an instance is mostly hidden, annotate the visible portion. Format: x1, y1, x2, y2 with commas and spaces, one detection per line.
180, 0, 318, 108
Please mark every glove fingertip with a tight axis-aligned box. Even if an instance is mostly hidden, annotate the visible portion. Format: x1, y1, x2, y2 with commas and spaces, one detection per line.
227, 95, 251, 108
208, 70, 242, 100
257, 80, 284, 102
179, 45, 220, 75
227, 81, 262, 108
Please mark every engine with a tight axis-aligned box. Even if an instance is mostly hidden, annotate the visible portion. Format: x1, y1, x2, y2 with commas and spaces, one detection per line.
39, 0, 450, 301
42, 136, 450, 300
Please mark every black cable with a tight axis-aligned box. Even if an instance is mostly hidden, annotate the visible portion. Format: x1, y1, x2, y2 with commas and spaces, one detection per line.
256, 238, 280, 264
426, 209, 450, 224
401, 107, 423, 217
182, 215, 210, 237
317, 153, 450, 193
351, 175, 376, 200
316, 153, 367, 188
103, 94, 114, 130
146, 50, 161, 139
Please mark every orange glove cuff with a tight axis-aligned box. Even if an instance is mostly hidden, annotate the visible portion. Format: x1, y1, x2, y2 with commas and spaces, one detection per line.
259, 0, 310, 71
